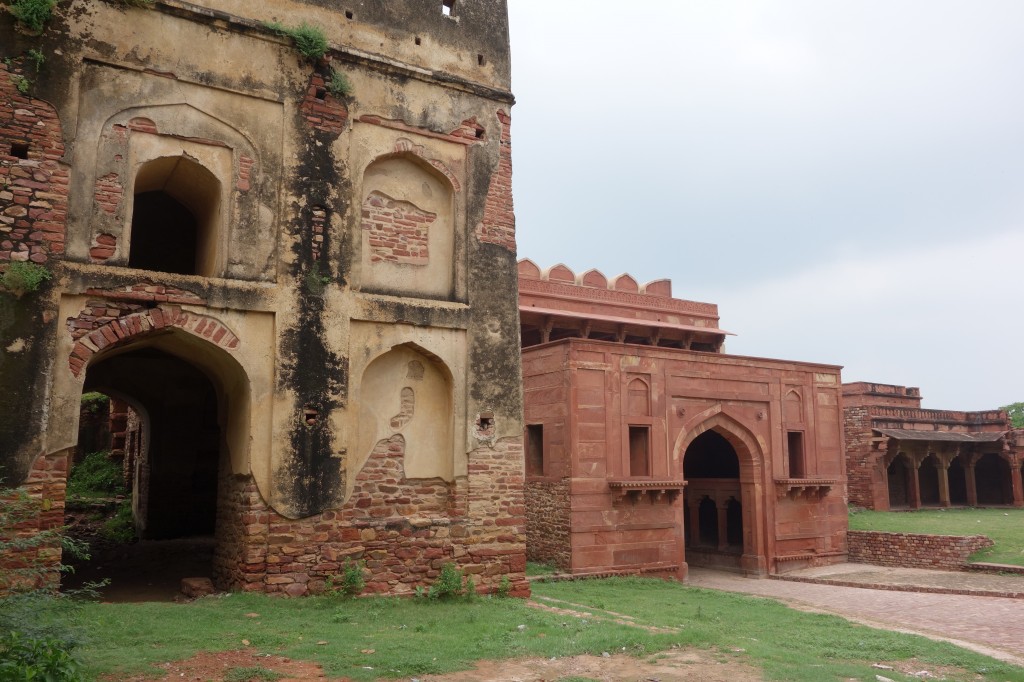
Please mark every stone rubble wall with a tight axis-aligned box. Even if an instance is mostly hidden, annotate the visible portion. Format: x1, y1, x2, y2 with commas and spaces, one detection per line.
848, 529, 993, 571
525, 478, 570, 570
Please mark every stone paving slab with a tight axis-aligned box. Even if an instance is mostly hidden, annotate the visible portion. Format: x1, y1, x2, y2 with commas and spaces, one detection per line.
774, 562, 1024, 599
687, 567, 1024, 667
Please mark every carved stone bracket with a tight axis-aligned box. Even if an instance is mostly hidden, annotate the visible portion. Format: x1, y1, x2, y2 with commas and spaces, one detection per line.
774, 478, 838, 500
608, 479, 687, 503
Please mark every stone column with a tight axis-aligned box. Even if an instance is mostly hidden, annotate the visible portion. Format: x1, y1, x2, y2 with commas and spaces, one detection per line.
965, 461, 978, 507
688, 499, 701, 546
717, 500, 729, 551
909, 459, 922, 509
1011, 463, 1023, 508
937, 458, 951, 508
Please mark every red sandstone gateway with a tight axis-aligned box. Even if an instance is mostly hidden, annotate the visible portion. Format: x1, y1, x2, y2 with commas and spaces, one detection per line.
519, 260, 848, 578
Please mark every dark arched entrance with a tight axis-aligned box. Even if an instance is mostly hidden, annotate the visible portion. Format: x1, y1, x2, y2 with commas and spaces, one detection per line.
683, 430, 742, 569
887, 454, 912, 508
975, 453, 1012, 505
919, 455, 941, 506
948, 455, 968, 505
63, 329, 249, 600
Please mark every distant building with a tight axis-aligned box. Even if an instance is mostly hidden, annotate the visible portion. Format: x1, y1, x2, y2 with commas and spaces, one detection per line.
844, 383, 1024, 510
519, 260, 848, 577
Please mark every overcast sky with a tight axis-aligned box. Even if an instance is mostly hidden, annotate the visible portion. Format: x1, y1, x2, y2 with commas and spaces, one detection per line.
506, 1, 1024, 410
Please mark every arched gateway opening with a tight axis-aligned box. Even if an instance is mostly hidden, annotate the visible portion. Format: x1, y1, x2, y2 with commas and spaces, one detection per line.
63, 326, 250, 599
681, 421, 764, 574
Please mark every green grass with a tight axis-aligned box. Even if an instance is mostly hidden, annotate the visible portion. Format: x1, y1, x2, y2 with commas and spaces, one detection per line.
67, 578, 1024, 681
849, 507, 1024, 566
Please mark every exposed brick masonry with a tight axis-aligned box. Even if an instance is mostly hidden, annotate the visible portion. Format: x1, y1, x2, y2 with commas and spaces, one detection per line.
0, 61, 69, 265
0, 453, 68, 591
362, 191, 435, 265
66, 295, 239, 376
300, 69, 348, 135
475, 110, 515, 250
213, 437, 526, 597
848, 530, 993, 571
844, 406, 874, 507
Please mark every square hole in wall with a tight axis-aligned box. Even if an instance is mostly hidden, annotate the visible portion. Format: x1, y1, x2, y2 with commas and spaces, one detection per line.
415, 36, 422, 46
10, 143, 29, 159
345, 10, 353, 19
442, 0, 455, 16
477, 53, 485, 66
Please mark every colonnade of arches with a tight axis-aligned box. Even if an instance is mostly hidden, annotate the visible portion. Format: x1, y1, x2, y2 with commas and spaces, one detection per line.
885, 449, 1023, 509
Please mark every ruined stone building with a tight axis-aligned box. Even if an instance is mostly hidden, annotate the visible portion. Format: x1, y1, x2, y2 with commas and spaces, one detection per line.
1, 0, 527, 595
844, 383, 1024, 510
519, 261, 848, 578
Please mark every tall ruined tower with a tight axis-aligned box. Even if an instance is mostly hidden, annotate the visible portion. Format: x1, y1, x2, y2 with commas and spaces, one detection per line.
0, 0, 525, 595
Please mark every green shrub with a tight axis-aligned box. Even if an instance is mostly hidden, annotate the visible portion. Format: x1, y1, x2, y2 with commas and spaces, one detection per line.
0, 631, 84, 680
67, 451, 124, 499
304, 261, 330, 297
1, 261, 51, 295
428, 562, 463, 600
100, 500, 136, 543
327, 66, 352, 98
26, 48, 44, 72
80, 391, 110, 415
495, 574, 511, 598
265, 21, 328, 60
7, 0, 58, 34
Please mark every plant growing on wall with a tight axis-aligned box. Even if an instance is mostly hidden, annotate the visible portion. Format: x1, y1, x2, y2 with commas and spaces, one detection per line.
0, 262, 51, 297
327, 66, 352, 98
264, 21, 329, 60
6, 0, 58, 34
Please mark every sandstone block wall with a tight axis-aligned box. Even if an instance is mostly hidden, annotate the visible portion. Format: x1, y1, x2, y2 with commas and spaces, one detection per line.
848, 530, 993, 570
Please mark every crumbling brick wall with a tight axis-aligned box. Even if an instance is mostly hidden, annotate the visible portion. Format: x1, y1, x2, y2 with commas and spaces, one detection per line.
0, 61, 68, 265
848, 530, 993, 570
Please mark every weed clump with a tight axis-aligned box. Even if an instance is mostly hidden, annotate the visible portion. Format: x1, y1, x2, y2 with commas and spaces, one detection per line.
326, 559, 365, 598
428, 562, 464, 600
327, 66, 352, 98
7, 0, 57, 34
100, 500, 136, 543
265, 21, 328, 60
1, 261, 51, 296
66, 451, 124, 500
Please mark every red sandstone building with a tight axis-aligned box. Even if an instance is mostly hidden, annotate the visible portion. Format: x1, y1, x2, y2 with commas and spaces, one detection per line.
519, 261, 848, 578
844, 383, 1024, 510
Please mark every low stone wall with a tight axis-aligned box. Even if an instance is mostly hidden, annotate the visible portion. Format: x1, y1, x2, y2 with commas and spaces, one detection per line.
848, 530, 993, 570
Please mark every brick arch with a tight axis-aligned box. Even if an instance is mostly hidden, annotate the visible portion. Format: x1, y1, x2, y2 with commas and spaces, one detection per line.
69, 305, 240, 377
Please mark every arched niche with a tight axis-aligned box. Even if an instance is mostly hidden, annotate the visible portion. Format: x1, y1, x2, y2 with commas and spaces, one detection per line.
783, 390, 803, 425
626, 377, 650, 417
128, 156, 222, 276
358, 155, 456, 299
354, 344, 455, 486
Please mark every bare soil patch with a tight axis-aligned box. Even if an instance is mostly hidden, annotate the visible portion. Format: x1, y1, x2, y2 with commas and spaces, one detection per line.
100, 648, 761, 682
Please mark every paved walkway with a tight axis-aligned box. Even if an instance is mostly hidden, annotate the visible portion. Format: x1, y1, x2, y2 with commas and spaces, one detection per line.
688, 565, 1024, 666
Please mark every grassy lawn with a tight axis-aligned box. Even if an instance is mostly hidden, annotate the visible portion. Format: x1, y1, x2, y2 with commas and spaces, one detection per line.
64, 578, 1024, 681
848, 507, 1024, 566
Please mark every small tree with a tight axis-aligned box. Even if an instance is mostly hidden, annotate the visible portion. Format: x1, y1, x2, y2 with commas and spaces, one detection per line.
1001, 402, 1024, 429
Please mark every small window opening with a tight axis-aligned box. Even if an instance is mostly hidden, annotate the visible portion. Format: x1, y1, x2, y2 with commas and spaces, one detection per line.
315, 87, 327, 100
526, 424, 544, 476
303, 407, 318, 426
10, 142, 29, 159
474, 128, 484, 139
129, 191, 199, 275
442, 0, 455, 16
345, 10, 353, 19
787, 431, 805, 478
415, 36, 422, 46
478, 411, 494, 431
628, 425, 650, 477
477, 53, 485, 66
